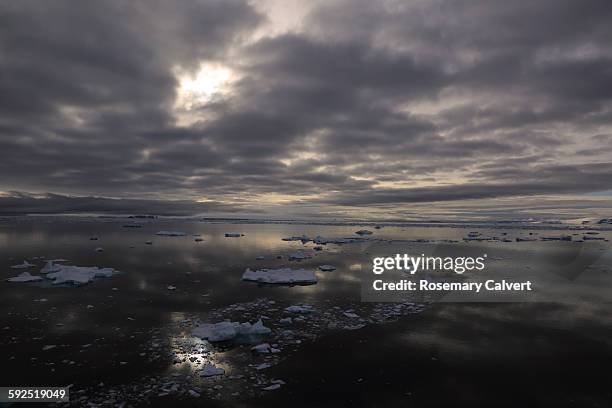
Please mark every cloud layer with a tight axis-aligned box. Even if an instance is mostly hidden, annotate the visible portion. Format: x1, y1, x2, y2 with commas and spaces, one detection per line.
1, 0, 611, 216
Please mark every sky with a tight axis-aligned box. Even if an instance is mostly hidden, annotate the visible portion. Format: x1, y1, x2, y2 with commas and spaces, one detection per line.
1, 0, 612, 219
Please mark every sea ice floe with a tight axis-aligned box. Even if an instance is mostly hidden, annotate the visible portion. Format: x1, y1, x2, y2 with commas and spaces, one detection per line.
6, 272, 43, 282
10, 261, 35, 269
288, 251, 311, 261
156, 231, 187, 236
313, 236, 362, 244
355, 229, 373, 235
242, 268, 317, 285
45, 265, 116, 285
318, 265, 336, 271
281, 235, 310, 242
192, 319, 271, 343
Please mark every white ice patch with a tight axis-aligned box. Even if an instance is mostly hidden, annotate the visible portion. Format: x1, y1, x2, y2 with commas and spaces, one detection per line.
45, 265, 116, 285
192, 319, 271, 343
242, 268, 317, 285
7, 272, 43, 282
41, 261, 62, 274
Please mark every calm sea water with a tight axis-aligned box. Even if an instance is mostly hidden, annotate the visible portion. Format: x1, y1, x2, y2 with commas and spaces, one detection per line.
1, 217, 611, 407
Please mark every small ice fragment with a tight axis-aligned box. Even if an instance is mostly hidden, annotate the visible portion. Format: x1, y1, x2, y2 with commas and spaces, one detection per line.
262, 384, 281, 391
224, 233, 243, 237
145, 241, 153, 245
255, 256, 265, 260
282, 235, 310, 242
95, 247, 104, 252
90, 237, 98, 240
194, 238, 203, 242
167, 285, 176, 290
279, 317, 292, 325
156, 231, 187, 236
355, 230, 373, 235
42, 345, 56, 351
318, 265, 336, 271
285, 305, 314, 314
242, 268, 317, 285
288, 251, 311, 261
7, 272, 43, 282
10, 261, 35, 269
200, 364, 225, 377
343, 312, 360, 318
251, 343, 271, 353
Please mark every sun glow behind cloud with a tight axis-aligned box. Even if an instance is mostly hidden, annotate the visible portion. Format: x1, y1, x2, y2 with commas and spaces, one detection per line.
173, 63, 235, 125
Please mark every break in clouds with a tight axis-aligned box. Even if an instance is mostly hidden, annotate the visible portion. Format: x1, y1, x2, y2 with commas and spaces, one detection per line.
1, 0, 612, 217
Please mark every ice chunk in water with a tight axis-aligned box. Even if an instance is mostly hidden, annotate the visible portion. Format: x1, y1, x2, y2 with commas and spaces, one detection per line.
242, 268, 317, 285
285, 305, 314, 314
288, 251, 311, 261
46, 265, 115, 285
192, 319, 271, 342
7, 272, 43, 282
40, 261, 62, 274
200, 364, 225, 377
155, 231, 187, 236
10, 261, 35, 269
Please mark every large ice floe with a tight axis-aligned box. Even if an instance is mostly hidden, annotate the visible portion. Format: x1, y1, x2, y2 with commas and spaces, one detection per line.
242, 268, 317, 285
16, 261, 118, 285
46, 264, 115, 285
192, 319, 271, 343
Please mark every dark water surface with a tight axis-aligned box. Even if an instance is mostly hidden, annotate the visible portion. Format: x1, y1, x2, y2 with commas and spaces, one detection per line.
1, 217, 611, 407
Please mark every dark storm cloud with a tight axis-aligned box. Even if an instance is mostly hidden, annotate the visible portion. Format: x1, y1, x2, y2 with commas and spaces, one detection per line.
1, 0, 612, 215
